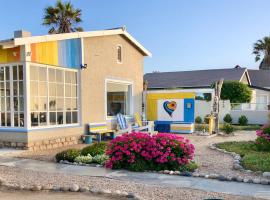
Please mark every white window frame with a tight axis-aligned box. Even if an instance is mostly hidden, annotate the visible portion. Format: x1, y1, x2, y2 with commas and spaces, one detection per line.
0, 62, 26, 131
116, 45, 123, 64
105, 78, 133, 120
28, 63, 80, 130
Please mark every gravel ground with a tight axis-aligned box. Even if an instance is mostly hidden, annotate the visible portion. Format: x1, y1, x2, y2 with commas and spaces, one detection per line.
0, 166, 263, 200
18, 131, 260, 179
0, 189, 124, 200
184, 131, 264, 180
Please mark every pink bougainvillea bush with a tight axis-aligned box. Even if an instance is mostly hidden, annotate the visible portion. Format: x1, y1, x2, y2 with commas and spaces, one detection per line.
105, 132, 196, 172
256, 124, 270, 151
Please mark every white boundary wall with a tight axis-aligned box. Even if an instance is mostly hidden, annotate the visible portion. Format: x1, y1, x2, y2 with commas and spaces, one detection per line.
195, 100, 269, 124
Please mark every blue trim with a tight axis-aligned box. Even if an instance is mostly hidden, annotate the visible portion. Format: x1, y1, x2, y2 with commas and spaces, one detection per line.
0, 128, 27, 133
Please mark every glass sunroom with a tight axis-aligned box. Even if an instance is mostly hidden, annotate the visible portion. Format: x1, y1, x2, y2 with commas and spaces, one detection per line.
0, 62, 79, 131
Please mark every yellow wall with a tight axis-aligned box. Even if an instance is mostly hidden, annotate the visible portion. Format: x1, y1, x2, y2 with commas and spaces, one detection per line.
146, 92, 195, 120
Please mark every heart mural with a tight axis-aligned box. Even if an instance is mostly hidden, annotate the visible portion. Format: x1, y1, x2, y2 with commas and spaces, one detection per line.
163, 101, 177, 117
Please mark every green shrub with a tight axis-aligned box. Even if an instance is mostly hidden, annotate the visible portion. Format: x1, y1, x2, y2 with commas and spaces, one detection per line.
195, 116, 202, 124
221, 81, 252, 103
55, 149, 81, 162
195, 124, 207, 132
256, 137, 270, 151
74, 154, 93, 164
222, 123, 234, 135
92, 154, 109, 165
204, 114, 210, 124
81, 142, 107, 156
238, 115, 248, 126
127, 160, 149, 172
223, 114, 232, 124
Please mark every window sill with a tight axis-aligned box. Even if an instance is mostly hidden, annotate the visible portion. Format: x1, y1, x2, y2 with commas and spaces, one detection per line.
28, 123, 81, 131
106, 115, 133, 121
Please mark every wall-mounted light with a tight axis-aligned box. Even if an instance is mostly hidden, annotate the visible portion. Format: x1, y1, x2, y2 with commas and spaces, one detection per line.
80, 64, 87, 70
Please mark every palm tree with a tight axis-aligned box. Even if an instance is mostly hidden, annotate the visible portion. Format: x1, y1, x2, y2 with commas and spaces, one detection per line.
253, 36, 270, 70
42, 0, 83, 34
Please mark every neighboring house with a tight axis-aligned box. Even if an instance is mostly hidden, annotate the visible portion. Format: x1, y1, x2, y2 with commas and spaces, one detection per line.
144, 67, 270, 124
248, 69, 270, 108
144, 67, 250, 101
0, 28, 151, 150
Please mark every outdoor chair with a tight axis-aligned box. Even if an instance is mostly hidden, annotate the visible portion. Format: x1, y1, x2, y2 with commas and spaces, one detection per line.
133, 113, 155, 133
84, 122, 116, 143
116, 113, 132, 134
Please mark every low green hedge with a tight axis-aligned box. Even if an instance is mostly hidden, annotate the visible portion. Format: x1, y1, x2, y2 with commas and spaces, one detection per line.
55, 149, 81, 162
81, 142, 107, 156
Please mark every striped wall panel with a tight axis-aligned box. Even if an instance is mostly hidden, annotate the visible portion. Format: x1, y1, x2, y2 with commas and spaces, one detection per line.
31, 39, 82, 68
0, 47, 21, 63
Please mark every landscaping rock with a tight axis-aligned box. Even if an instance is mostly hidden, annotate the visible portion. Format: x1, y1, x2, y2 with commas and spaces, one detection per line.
90, 188, 99, 193
169, 171, 174, 175
127, 192, 136, 198
236, 177, 243, 182
163, 170, 170, 174
79, 186, 89, 192
263, 172, 270, 178
180, 171, 192, 177
243, 178, 250, 183
42, 185, 52, 190
31, 185, 42, 191
99, 189, 111, 194
208, 174, 219, 179
192, 172, 200, 177
70, 184, 80, 192
253, 179, 261, 184
260, 179, 269, 185
233, 164, 242, 170
52, 186, 60, 191
60, 186, 69, 192
174, 171, 180, 175
217, 175, 227, 181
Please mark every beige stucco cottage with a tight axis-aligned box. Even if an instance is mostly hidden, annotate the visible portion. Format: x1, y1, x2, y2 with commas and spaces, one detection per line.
0, 27, 151, 150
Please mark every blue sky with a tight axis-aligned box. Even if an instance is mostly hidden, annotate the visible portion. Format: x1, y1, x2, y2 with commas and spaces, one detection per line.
0, 0, 269, 73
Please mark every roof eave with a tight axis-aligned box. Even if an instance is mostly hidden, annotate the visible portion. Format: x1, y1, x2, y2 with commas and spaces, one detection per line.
13, 28, 152, 57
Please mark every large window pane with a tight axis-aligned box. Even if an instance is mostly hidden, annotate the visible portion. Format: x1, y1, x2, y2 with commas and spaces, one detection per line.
13, 66, 17, 80
0, 68, 4, 81
39, 67, 47, 81
31, 112, 39, 126
29, 65, 78, 127
107, 82, 131, 116
57, 112, 63, 124
49, 112, 56, 125
39, 82, 47, 96
49, 83, 56, 96
56, 84, 64, 97
56, 98, 64, 111
18, 65, 23, 80
56, 70, 63, 83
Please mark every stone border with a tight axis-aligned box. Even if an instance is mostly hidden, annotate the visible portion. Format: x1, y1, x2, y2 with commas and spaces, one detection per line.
209, 143, 270, 181
58, 158, 270, 186
0, 179, 142, 200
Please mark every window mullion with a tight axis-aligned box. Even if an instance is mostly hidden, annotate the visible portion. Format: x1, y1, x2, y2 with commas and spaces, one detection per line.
10, 65, 14, 127
46, 67, 49, 126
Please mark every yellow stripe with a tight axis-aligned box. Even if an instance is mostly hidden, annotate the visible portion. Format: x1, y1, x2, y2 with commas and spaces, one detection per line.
146, 98, 157, 121
171, 126, 193, 131
90, 126, 108, 131
147, 92, 195, 100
